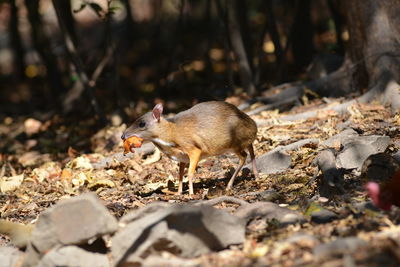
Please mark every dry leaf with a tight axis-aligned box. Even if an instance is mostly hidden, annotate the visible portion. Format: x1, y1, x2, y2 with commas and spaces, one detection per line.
140, 180, 166, 194
68, 146, 80, 158
60, 168, 73, 182
143, 147, 161, 165
71, 172, 87, 187
0, 174, 24, 193
66, 156, 93, 170
87, 179, 115, 190
31, 168, 49, 183
18, 151, 51, 167
24, 118, 42, 136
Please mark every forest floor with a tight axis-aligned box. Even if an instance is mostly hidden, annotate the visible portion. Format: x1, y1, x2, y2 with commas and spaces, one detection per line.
1, 98, 400, 266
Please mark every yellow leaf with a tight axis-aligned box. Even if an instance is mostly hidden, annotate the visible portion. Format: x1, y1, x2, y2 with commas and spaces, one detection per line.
0, 174, 24, 193
87, 179, 115, 190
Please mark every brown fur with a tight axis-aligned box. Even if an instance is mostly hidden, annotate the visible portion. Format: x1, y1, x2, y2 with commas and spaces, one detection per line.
123, 101, 258, 195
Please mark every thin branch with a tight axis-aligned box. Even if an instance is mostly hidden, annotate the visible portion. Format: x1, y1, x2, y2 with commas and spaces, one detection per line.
193, 196, 249, 207
52, 0, 105, 122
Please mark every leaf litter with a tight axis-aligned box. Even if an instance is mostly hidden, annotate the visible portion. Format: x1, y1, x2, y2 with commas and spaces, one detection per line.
0, 100, 400, 265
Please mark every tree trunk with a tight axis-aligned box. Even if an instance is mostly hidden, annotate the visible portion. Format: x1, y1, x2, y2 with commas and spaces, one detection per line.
307, 0, 400, 110
9, 0, 25, 78
255, 0, 400, 118
25, 0, 66, 93
350, 0, 400, 110
56, 0, 77, 46
291, 0, 314, 72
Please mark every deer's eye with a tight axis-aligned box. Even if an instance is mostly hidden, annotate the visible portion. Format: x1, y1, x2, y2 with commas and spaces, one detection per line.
139, 121, 146, 128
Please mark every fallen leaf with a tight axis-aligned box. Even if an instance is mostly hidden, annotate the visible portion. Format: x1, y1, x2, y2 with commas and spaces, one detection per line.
71, 172, 87, 187
305, 202, 324, 216
88, 179, 116, 190
18, 151, 51, 167
0, 174, 24, 193
140, 180, 166, 194
31, 168, 49, 183
68, 146, 80, 158
60, 168, 73, 182
66, 156, 93, 170
24, 118, 42, 136
31, 162, 61, 182
143, 147, 161, 165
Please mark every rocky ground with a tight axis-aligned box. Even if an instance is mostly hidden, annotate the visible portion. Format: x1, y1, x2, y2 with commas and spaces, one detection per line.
1, 99, 400, 266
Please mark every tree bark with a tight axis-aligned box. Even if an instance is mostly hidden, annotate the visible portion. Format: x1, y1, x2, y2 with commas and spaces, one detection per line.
342, 0, 400, 109
279, 0, 400, 111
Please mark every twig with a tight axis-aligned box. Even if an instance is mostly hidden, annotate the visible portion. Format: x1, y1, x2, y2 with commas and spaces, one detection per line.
245, 96, 298, 116
273, 138, 320, 152
193, 196, 249, 207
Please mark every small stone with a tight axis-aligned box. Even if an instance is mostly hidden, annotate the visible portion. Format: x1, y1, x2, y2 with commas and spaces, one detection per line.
337, 136, 390, 170
235, 201, 306, 225
112, 203, 245, 265
32, 193, 118, 253
279, 233, 319, 248
322, 128, 359, 147
37, 246, 110, 267
311, 209, 338, 224
0, 246, 23, 267
247, 150, 291, 174
313, 237, 367, 258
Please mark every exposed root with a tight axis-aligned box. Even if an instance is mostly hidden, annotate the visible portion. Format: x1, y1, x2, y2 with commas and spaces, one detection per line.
268, 138, 320, 154
246, 96, 299, 116
254, 75, 400, 127
255, 100, 356, 127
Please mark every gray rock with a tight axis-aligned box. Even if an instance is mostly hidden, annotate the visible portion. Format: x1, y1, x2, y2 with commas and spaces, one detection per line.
234, 201, 306, 225
337, 136, 390, 169
246, 138, 319, 174
353, 201, 380, 212
141, 255, 200, 267
314, 149, 344, 191
249, 150, 291, 174
31, 193, 118, 253
313, 237, 367, 258
392, 150, 400, 162
278, 233, 319, 247
112, 203, 245, 265
311, 209, 338, 224
37, 246, 110, 267
322, 129, 390, 170
22, 242, 42, 267
0, 246, 23, 267
322, 128, 359, 147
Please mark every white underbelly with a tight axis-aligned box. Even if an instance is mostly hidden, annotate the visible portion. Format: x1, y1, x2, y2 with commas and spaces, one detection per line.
152, 138, 235, 164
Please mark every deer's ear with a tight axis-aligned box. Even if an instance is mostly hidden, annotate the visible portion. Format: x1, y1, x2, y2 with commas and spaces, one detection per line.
152, 103, 163, 122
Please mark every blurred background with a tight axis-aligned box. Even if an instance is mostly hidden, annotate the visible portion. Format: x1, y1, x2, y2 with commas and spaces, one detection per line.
0, 0, 346, 122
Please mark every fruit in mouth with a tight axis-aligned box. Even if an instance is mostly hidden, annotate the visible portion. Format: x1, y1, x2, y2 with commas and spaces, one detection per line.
123, 136, 144, 155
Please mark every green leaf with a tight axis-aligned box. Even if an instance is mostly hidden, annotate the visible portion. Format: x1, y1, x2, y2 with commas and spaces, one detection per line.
108, 6, 120, 14
305, 202, 324, 216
